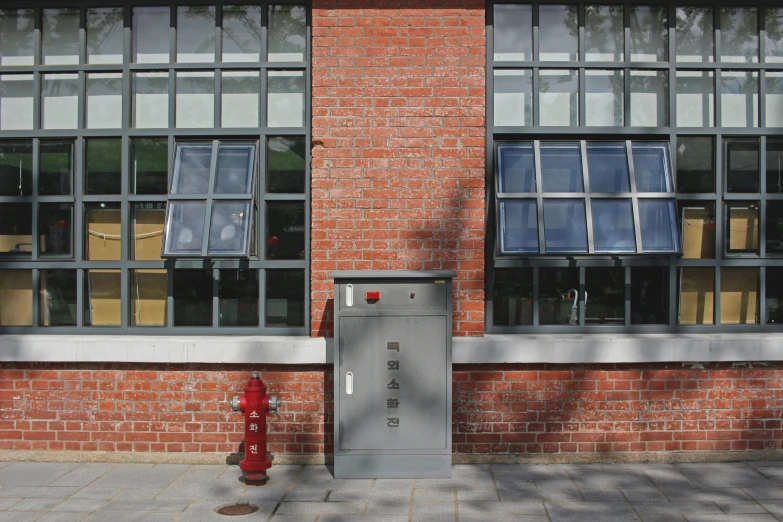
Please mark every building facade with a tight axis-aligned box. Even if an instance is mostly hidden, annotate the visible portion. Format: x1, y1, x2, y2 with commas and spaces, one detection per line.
1, 0, 783, 460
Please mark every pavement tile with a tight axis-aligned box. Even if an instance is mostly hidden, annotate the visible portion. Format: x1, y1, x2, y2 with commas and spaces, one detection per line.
457, 489, 500, 501
631, 502, 723, 514
365, 498, 411, 515
275, 501, 366, 515
327, 490, 410, 502
412, 501, 458, 515
157, 478, 247, 500
284, 489, 329, 501
569, 470, 656, 490
743, 487, 783, 500
320, 517, 408, 522
0, 487, 80, 499
373, 479, 414, 490
0, 497, 23, 509
454, 464, 490, 471
638, 516, 686, 522
49, 465, 114, 488
294, 479, 373, 491
268, 517, 317, 522
238, 485, 290, 502
0, 463, 80, 486
458, 500, 547, 514
411, 516, 456, 522
758, 499, 783, 514
70, 487, 120, 500
663, 489, 750, 503
535, 479, 581, 490
682, 516, 778, 522
3, 512, 49, 522
544, 501, 642, 522
499, 488, 582, 501
676, 467, 771, 489
92, 499, 191, 513
36, 513, 92, 522
413, 489, 455, 501
580, 489, 626, 502
493, 478, 538, 490
494, 469, 571, 480
89, 465, 184, 490
458, 517, 549, 522
7, 497, 63, 511
621, 488, 669, 502
111, 488, 164, 501
51, 498, 107, 512
83, 512, 179, 521
715, 501, 768, 514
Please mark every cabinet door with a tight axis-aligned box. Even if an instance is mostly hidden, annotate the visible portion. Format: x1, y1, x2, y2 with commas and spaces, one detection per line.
338, 315, 447, 451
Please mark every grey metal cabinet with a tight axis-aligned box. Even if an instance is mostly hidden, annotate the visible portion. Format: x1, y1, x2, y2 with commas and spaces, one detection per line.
330, 270, 455, 479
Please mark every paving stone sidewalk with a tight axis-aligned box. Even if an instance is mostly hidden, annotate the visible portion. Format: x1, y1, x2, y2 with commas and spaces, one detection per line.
4, 460, 783, 521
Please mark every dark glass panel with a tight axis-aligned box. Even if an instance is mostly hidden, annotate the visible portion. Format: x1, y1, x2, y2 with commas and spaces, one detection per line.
219, 269, 259, 326
266, 269, 305, 327
173, 270, 212, 326
585, 267, 624, 325
631, 267, 669, 325
538, 268, 579, 326
492, 268, 533, 326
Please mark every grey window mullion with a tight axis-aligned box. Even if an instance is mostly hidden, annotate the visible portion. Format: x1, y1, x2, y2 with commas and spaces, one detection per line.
215, 71, 222, 129
213, 268, 220, 327
626, 140, 643, 253
258, 136, 267, 260
201, 140, 220, 255
32, 268, 40, 327
714, 6, 721, 65
77, 268, 84, 327
79, 7, 86, 66
169, 5, 177, 64
33, 72, 41, 132
123, 3, 131, 66
623, 66, 630, 127
714, 265, 721, 325
578, 68, 585, 128
261, 70, 269, 130
668, 3, 676, 136
578, 2, 585, 63
669, 257, 677, 327
578, 266, 585, 326
534, 140, 545, 252
760, 266, 767, 324
532, 68, 539, 127
760, 69, 767, 129
715, 133, 724, 257
166, 265, 174, 327
78, 71, 86, 130
75, 137, 84, 262
580, 141, 594, 252
33, 7, 41, 131
259, 267, 266, 326
261, 2, 269, 65
168, 70, 175, 128
761, 135, 767, 258
532, 266, 539, 326
120, 136, 130, 329
32, 139, 40, 261
33, 7, 41, 67
215, 0, 223, 129
624, 266, 631, 326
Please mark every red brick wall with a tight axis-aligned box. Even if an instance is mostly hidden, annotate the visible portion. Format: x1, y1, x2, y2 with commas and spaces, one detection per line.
309, 0, 487, 338
3, 363, 783, 456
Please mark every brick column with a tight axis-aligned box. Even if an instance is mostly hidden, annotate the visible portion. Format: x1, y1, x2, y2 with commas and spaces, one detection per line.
310, 0, 487, 337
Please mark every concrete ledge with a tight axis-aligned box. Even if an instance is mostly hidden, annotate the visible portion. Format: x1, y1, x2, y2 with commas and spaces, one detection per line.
2, 333, 783, 365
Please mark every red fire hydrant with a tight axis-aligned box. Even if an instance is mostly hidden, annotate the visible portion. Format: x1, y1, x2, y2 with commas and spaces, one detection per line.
229, 371, 280, 482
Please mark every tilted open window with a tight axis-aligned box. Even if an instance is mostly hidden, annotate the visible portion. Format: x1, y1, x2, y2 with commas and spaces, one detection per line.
162, 141, 257, 257
497, 140, 680, 255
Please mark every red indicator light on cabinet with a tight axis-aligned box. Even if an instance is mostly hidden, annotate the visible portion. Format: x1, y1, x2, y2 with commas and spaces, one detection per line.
365, 291, 381, 301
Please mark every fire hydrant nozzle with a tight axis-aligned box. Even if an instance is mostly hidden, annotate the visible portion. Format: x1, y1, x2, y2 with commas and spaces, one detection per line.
269, 395, 281, 413
229, 372, 275, 482
229, 396, 241, 412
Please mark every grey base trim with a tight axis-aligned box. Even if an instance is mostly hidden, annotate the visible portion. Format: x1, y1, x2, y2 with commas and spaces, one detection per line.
2, 333, 783, 364
335, 454, 452, 479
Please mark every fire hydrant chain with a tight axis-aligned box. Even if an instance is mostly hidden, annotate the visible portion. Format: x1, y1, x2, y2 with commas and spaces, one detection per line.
229, 371, 280, 482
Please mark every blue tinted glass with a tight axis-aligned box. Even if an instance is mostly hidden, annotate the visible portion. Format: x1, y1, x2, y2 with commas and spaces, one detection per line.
500, 200, 538, 253
591, 199, 635, 252
639, 199, 678, 252
632, 143, 673, 192
587, 143, 630, 192
498, 144, 535, 192
543, 200, 587, 253
541, 143, 583, 192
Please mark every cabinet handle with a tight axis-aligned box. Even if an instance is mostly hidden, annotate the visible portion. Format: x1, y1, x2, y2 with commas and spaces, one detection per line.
346, 284, 353, 307
346, 372, 353, 394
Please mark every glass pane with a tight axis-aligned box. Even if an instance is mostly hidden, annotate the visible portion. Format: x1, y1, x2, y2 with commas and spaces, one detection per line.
85, 139, 121, 195
493, 70, 531, 126
133, 72, 169, 129
266, 201, 305, 259
222, 5, 261, 62
543, 200, 587, 253
42, 8, 79, 65
632, 143, 672, 192
630, 70, 668, 126
42, 74, 79, 130
768, 139, 783, 194
268, 136, 306, 193
539, 268, 579, 326
222, 71, 260, 128
720, 8, 758, 63
132, 203, 166, 260
591, 199, 635, 253
0, 203, 32, 257
676, 7, 714, 62
498, 144, 534, 193
87, 7, 123, 64
131, 269, 167, 326
39, 203, 73, 257
726, 202, 759, 254
133, 7, 170, 63
39, 140, 74, 196
268, 5, 306, 62
492, 268, 533, 326
219, 269, 258, 326
176, 72, 215, 128
85, 203, 121, 261
630, 6, 667, 62
638, 199, 677, 252
680, 202, 715, 259
726, 138, 760, 193
676, 137, 715, 193
541, 143, 582, 192
586, 142, 629, 192
539, 69, 578, 126
40, 270, 77, 326
174, 270, 212, 326
585, 70, 623, 127
538, 5, 578, 61
585, 267, 624, 325
0, 141, 32, 196
585, 5, 623, 61
172, 145, 212, 194
721, 267, 758, 324
631, 267, 668, 325
766, 202, 783, 255
679, 267, 714, 325
208, 201, 251, 255
767, 8, 783, 63
767, 72, 783, 127
499, 200, 538, 253
0, 74, 33, 130
85, 270, 120, 326
215, 144, 255, 194
0, 270, 32, 326
164, 201, 207, 255
268, 71, 304, 127
767, 268, 783, 324
177, 6, 215, 63
676, 71, 714, 127
0, 9, 34, 65
494, 4, 531, 61
86, 73, 122, 129
721, 71, 759, 127
266, 269, 304, 327
132, 138, 168, 194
